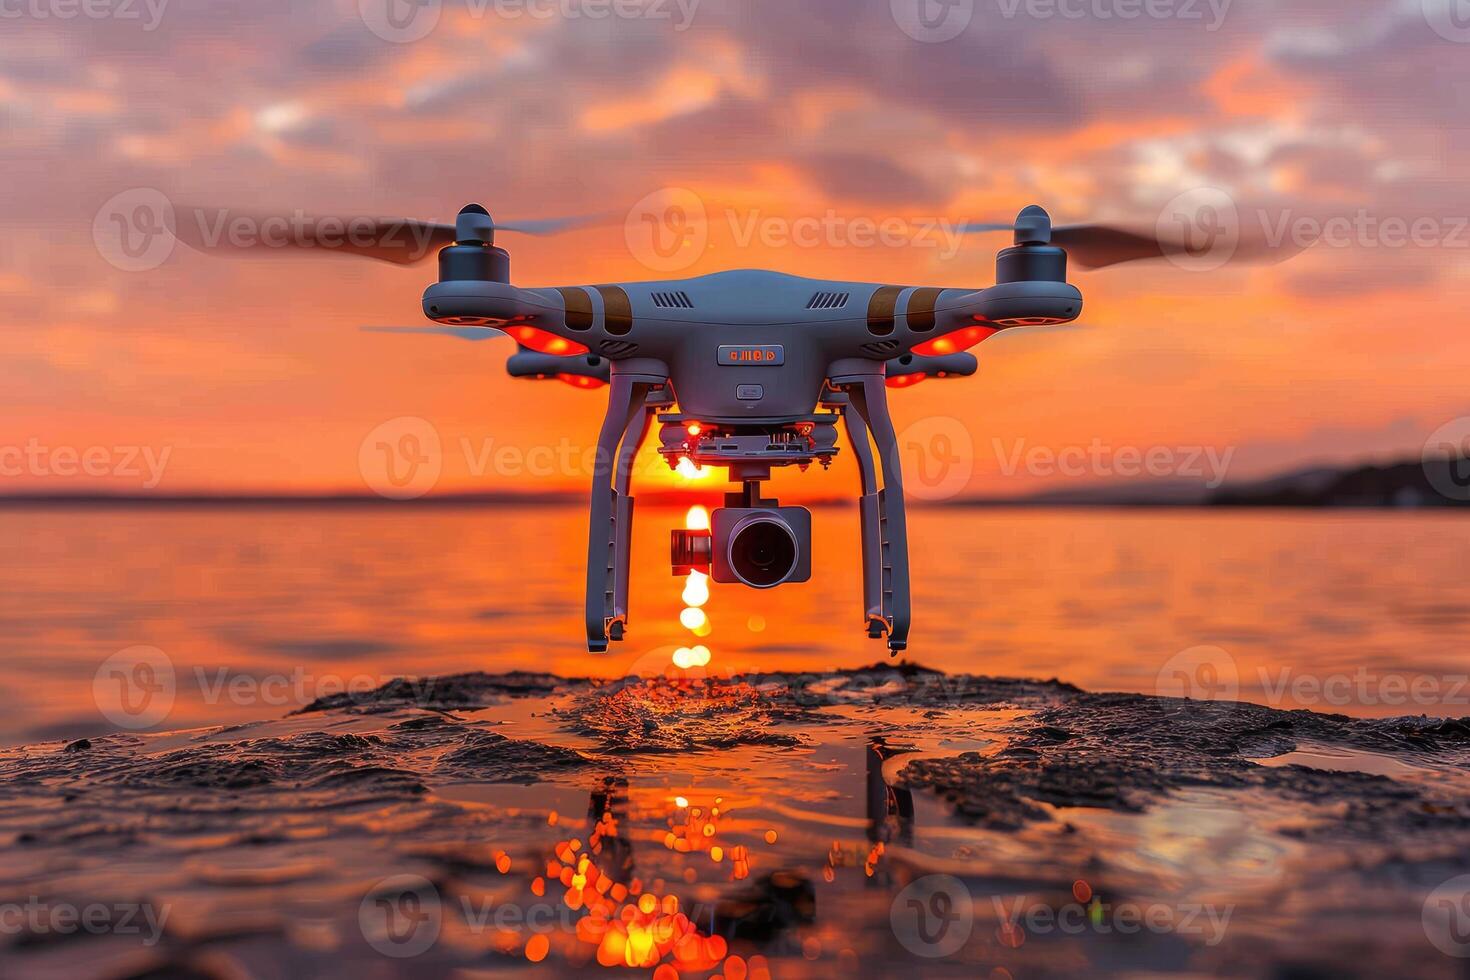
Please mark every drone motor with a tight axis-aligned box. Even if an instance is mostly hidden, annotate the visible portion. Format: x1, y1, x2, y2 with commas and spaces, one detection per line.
438, 204, 512, 285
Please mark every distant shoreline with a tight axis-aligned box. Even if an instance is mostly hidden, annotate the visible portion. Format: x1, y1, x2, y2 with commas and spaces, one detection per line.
0, 457, 1463, 510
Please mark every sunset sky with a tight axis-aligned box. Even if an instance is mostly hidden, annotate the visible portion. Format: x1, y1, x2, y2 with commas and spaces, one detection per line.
3, 0, 1468, 498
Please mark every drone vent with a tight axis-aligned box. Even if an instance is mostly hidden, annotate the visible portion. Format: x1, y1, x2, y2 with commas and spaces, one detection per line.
651, 291, 694, 310
861, 341, 901, 358
806, 291, 850, 310
994, 316, 1066, 327
599, 340, 640, 358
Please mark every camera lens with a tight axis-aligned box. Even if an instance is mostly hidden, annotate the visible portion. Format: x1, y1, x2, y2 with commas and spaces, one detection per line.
728, 517, 799, 589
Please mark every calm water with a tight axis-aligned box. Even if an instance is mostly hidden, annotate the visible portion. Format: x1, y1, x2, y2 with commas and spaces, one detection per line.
2, 505, 1467, 744
3, 505, 1470, 979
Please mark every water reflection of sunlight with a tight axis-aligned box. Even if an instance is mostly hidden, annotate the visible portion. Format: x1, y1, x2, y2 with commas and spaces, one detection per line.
528, 786, 774, 977
675, 507, 716, 668
681, 570, 710, 608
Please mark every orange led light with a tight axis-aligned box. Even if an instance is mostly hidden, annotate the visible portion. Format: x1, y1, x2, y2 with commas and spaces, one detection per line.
506, 325, 590, 356
886, 373, 927, 388
911, 324, 999, 357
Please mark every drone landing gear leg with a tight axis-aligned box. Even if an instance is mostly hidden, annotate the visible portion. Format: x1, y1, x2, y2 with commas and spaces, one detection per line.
848, 377, 911, 655
841, 406, 886, 639
586, 376, 652, 653
610, 397, 655, 642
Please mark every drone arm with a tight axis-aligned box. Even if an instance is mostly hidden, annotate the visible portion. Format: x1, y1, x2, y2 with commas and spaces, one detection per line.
424, 281, 647, 360
884, 281, 1083, 358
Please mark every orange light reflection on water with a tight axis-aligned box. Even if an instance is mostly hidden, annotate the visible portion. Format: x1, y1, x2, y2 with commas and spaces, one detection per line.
529, 794, 773, 977
676, 504, 717, 667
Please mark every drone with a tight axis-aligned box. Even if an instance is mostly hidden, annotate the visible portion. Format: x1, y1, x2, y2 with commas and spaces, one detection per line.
193, 201, 1283, 654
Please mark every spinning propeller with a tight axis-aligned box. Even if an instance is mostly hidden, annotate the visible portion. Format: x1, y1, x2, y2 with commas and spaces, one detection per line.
174, 204, 612, 265
954, 204, 1299, 269
178, 199, 1302, 270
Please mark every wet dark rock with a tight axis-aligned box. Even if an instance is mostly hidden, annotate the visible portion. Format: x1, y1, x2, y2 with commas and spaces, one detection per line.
432, 729, 593, 782
752, 663, 1079, 711
294, 671, 577, 715
557, 678, 804, 752
899, 688, 1470, 842
1, 665, 1467, 978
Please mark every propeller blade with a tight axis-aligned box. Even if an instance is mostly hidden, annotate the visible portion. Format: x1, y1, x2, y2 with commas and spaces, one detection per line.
955, 212, 1307, 269
494, 212, 619, 236
953, 222, 1020, 235
176, 208, 615, 265
1052, 223, 1302, 270
172, 212, 454, 265
360, 325, 501, 341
